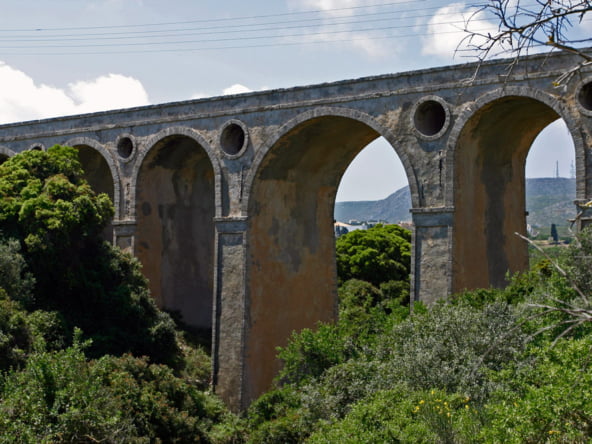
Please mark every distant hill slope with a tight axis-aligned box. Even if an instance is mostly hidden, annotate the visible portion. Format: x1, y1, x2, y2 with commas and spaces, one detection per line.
335, 186, 412, 224
335, 177, 576, 228
526, 177, 576, 229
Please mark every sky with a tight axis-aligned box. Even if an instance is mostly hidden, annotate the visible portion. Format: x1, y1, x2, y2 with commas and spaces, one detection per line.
0, 0, 577, 202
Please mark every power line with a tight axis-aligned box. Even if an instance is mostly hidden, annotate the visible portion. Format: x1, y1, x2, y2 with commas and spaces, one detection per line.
0, 19, 484, 50
0, 0, 585, 56
0, 1, 428, 32
0, 26, 503, 56
0, 7, 453, 42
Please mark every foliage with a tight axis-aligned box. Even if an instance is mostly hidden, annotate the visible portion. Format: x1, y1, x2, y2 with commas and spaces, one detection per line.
0, 322, 223, 442
0, 145, 113, 260
277, 323, 348, 386
0, 146, 180, 367
306, 387, 481, 444
243, 386, 310, 444
0, 292, 36, 371
0, 238, 34, 306
0, 333, 135, 443
0, 334, 227, 443
335, 224, 411, 286
480, 337, 592, 443
562, 226, 592, 295
94, 353, 227, 442
373, 300, 526, 401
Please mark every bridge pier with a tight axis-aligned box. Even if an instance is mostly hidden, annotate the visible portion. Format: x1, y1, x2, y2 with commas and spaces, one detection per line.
212, 217, 249, 411
112, 220, 136, 254
410, 208, 454, 305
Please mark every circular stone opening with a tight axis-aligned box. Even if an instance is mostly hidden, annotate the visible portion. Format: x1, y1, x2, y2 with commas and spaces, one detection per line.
117, 136, 134, 159
220, 122, 246, 156
578, 82, 592, 111
30, 145, 43, 151
414, 99, 447, 137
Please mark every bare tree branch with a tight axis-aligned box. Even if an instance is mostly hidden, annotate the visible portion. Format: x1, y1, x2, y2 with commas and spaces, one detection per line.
460, 0, 592, 84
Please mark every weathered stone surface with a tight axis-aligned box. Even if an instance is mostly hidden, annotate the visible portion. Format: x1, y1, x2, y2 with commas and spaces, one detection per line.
0, 51, 591, 410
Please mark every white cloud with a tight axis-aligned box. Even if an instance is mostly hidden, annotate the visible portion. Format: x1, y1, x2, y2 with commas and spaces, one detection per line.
421, 3, 497, 61
286, 0, 393, 57
191, 83, 269, 100
291, 0, 364, 17
222, 84, 253, 95
0, 62, 150, 124
69, 74, 149, 114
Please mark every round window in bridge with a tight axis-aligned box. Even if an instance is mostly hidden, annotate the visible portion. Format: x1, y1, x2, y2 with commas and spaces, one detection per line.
412, 96, 450, 139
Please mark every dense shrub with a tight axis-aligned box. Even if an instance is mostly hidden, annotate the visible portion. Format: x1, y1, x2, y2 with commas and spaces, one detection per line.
277, 323, 348, 385
374, 301, 526, 401
308, 387, 483, 444
0, 293, 35, 371
480, 337, 592, 443
95, 354, 227, 442
0, 238, 34, 306
0, 335, 227, 443
0, 146, 180, 366
0, 335, 134, 443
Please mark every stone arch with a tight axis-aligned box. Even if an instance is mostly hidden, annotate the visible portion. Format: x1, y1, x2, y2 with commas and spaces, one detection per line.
447, 87, 581, 292
131, 126, 222, 219
243, 106, 420, 212
243, 108, 414, 403
133, 127, 218, 333
65, 137, 120, 220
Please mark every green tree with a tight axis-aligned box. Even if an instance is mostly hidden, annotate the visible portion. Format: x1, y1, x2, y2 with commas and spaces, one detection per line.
0, 146, 179, 366
335, 224, 411, 287
551, 223, 559, 243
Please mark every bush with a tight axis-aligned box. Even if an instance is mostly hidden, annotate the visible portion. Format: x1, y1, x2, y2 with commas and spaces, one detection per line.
0, 293, 35, 371
373, 301, 526, 401
0, 334, 228, 443
277, 323, 348, 385
244, 386, 308, 444
0, 238, 34, 306
480, 337, 592, 443
307, 387, 483, 444
335, 224, 411, 286
95, 354, 227, 442
0, 146, 181, 367
0, 335, 135, 443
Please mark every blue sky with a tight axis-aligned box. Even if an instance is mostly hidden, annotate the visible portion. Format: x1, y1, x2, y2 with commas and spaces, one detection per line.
0, 0, 576, 201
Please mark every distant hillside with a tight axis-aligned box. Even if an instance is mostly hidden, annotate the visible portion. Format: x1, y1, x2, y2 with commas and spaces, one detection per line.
335, 177, 576, 228
525, 177, 576, 229
335, 186, 412, 224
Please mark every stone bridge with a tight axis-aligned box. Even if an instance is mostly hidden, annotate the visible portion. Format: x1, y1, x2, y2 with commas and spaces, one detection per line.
0, 51, 590, 410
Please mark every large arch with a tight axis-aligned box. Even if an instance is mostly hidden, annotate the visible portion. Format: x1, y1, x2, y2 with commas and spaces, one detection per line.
66, 137, 119, 240
134, 130, 217, 334
243, 108, 413, 403
448, 88, 581, 292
